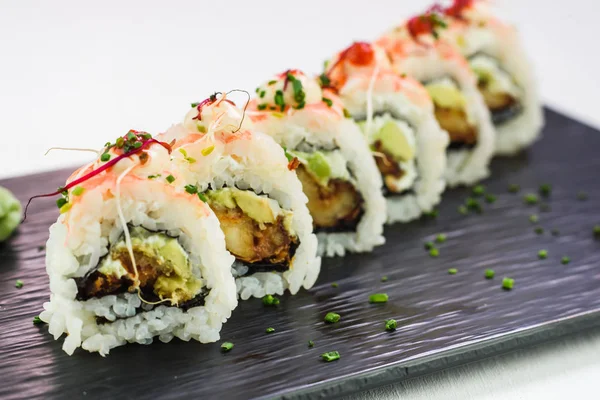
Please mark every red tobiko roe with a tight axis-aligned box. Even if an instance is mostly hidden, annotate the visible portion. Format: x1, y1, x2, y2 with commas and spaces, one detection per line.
324, 42, 375, 90
445, 0, 474, 18
22, 133, 172, 221
407, 5, 445, 39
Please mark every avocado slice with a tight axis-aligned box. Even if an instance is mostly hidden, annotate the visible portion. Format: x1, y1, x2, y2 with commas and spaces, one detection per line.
425, 82, 467, 110
373, 120, 414, 162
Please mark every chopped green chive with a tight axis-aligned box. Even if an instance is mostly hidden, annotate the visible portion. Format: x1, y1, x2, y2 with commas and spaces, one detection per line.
385, 319, 397, 331
561, 256, 571, 265
268, 80, 277, 86
321, 351, 340, 362
100, 153, 111, 162
331, 282, 338, 288
221, 342, 234, 352
534, 227, 544, 235
551, 228, 560, 236
593, 225, 600, 238
127, 132, 136, 141
318, 73, 331, 87
577, 191, 588, 201
147, 174, 161, 180
524, 194, 538, 205
184, 185, 198, 194
424, 241, 435, 250
257, 104, 267, 111
369, 293, 389, 304
324, 312, 341, 323
343, 108, 352, 118
502, 277, 514, 290
381, 276, 388, 282
15, 279, 23, 289
322, 97, 333, 107
33, 316, 44, 325
538, 249, 548, 259
539, 184, 552, 197
435, 233, 447, 243
116, 137, 125, 148
308, 340, 314, 348
274, 90, 285, 111
262, 294, 280, 306
166, 175, 175, 184
529, 214, 539, 224
56, 198, 68, 209
485, 269, 495, 279
448, 268, 457, 275
197, 192, 207, 202
429, 248, 439, 258
458, 205, 468, 215
508, 184, 520, 193
485, 194, 497, 203
259, 90, 266, 98
266, 327, 275, 334
465, 198, 482, 213
37, 245, 45, 252
472, 185, 485, 196
191, 102, 199, 108
132, 141, 143, 149
72, 186, 85, 196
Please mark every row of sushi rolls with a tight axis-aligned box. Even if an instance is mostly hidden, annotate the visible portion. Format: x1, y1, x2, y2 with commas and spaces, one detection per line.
38, 0, 543, 355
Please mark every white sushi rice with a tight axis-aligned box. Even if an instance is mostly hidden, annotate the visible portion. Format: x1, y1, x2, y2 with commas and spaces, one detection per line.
40, 176, 237, 355
343, 88, 449, 224
457, 20, 544, 155
393, 50, 496, 187
163, 125, 321, 299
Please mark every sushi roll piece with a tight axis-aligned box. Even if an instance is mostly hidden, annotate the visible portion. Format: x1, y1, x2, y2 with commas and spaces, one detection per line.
248, 70, 386, 257
376, 7, 495, 186
441, 0, 544, 155
38, 131, 237, 355
324, 42, 449, 223
161, 92, 320, 299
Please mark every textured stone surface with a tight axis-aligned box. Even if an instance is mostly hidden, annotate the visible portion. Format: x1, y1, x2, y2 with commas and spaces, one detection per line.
1, 109, 599, 400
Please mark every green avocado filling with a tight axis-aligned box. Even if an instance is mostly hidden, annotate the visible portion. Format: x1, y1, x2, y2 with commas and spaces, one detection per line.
97, 226, 203, 305
205, 187, 294, 233
359, 120, 414, 162
425, 80, 468, 110
286, 149, 350, 185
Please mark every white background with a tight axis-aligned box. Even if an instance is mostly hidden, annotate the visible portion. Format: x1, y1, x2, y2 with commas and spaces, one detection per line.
1, 1, 600, 399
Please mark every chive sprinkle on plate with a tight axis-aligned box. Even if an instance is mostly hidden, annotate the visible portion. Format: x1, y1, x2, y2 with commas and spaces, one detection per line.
429, 248, 439, 258
381, 276, 388, 282
369, 293, 389, 304
15, 279, 23, 289
221, 342, 234, 353
308, 340, 314, 348
561, 256, 571, 265
485, 269, 495, 279
529, 214, 539, 224
448, 268, 458, 275
539, 184, 552, 197
424, 241, 435, 250
266, 327, 275, 334
534, 227, 544, 235
262, 294, 280, 306
435, 233, 447, 244
321, 351, 340, 362
538, 249, 548, 259
324, 312, 341, 323
524, 193, 539, 205
472, 185, 485, 196
385, 319, 397, 331
502, 277, 515, 290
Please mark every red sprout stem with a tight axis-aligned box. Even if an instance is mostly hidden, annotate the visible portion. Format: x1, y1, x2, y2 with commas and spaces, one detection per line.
22, 138, 172, 221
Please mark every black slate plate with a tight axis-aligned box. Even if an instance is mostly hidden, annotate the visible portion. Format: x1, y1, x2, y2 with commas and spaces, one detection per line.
1, 109, 600, 400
